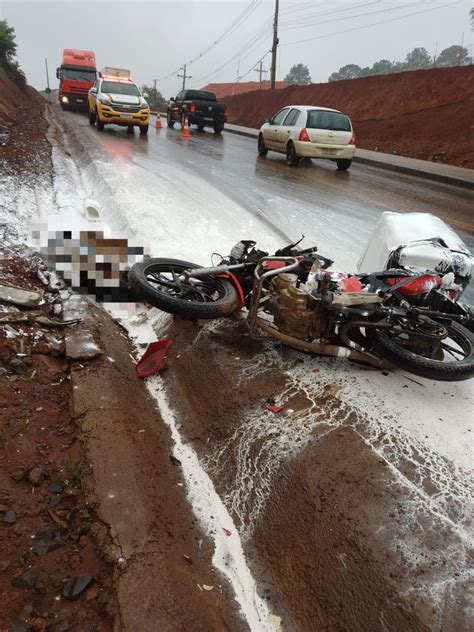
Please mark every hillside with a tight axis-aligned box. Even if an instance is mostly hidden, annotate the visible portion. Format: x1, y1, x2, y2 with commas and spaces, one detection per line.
224, 66, 474, 168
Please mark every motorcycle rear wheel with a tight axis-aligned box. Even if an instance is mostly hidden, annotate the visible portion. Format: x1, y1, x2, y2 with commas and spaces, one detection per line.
373, 319, 474, 381
129, 258, 239, 320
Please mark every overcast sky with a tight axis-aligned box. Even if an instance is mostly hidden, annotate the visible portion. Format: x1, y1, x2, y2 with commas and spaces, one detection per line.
1, 0, 472, 96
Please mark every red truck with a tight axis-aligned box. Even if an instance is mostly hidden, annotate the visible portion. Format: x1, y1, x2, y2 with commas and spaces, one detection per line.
56, 49, 97, 110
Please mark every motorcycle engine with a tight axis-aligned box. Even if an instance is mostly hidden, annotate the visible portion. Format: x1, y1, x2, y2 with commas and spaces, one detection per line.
269, 273, 324, 340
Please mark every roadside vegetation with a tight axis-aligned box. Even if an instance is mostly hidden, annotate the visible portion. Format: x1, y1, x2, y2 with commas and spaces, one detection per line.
328, 43, 472, 81
0, 19, 26, 87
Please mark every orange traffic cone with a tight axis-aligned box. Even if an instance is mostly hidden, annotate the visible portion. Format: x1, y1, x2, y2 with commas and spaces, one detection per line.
182, 116, 191, 138
155, 114, 162, 129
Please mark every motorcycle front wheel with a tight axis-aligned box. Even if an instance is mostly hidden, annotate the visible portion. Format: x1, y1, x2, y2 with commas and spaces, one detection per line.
373, 318, 474, 381
129, 258, 239, 320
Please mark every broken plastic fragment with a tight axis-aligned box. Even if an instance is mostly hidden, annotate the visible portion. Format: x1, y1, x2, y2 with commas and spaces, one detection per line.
136, 339, 173, 378
223, 528, 232, 537
169, 455, 182, 467
267, 405, 284, 413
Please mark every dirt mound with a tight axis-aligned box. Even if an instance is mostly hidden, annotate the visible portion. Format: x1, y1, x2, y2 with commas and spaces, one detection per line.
225, 66, 474, 168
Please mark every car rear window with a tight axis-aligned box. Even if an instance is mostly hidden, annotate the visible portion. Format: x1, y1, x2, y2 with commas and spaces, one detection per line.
101, 81, 141, 96
185, 90, 216, 102
306, 110, 351, 132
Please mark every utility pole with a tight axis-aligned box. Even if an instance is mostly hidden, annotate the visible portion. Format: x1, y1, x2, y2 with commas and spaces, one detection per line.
44, 58, 51, 102
254, 60, 268, 89
270, 0, 279, 89
177, 64, 192, 90
456, 32, 465, 65
153, 78, 158, 92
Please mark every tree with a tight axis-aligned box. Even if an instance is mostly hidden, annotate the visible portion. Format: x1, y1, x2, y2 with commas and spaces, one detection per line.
370, 59, 394, 75
436, 45, 472, 67
405, 47, 432, 70
328, 64, 361, 82
0, 19, 17, 63
141, 85, 167, 111
284, 63, 311, 85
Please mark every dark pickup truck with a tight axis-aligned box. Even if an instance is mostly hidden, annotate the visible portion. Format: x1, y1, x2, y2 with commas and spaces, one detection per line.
166, 89, 227, 134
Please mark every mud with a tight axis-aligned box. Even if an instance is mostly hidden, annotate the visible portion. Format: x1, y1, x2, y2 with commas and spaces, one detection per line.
161, 316, 472, 631
224, 66, 474, 168
70, 301, 248, 632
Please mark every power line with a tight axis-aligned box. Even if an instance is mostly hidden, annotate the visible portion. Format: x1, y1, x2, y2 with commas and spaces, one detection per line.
280, 1, 432, 30
281, 0, 461, 46
153, 0, 262, 82
192, 17, 273, 84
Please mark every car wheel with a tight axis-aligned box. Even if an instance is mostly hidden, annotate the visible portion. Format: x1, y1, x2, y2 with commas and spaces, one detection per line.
88, 110, 96, 125
139, 125, 149, 135
167, 110, 175, 128
336, 159, 352, 171
286, 141, 299, 166
213, 124, 224, 135
197, 124, 205, 132
96, 110, 104, 131
258, 134, 268, 157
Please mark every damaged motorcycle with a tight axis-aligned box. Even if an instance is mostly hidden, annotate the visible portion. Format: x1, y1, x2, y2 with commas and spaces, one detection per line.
129, 213, 473, 382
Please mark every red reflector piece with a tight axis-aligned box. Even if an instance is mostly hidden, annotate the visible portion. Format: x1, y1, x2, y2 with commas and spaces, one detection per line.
267, 405, 284, 413
263, 260, 288, 270
338, 276, 363, 292
136, 339, 173, 377
189, 104, 196, 113
299, 128, 310, 142
349, 133, 356, 145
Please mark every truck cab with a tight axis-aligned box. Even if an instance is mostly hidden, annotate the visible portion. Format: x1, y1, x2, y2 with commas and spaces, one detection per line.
56, 49, 97, 111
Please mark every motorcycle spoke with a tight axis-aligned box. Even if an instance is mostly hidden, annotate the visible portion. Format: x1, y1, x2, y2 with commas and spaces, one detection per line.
440, 341, 465, 360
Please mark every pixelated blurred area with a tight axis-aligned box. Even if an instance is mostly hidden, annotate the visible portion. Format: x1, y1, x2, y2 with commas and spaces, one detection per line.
38, 230, 144, 302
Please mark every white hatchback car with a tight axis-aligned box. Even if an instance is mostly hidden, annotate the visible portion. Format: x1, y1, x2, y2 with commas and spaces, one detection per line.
258, 105, 356, 170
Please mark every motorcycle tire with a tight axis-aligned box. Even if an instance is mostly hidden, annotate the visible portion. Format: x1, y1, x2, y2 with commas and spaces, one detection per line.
128, 258, 239, 320
373, 320, 474, 382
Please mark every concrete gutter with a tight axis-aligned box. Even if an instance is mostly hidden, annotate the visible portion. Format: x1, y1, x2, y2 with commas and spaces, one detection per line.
222, 121, 474, 190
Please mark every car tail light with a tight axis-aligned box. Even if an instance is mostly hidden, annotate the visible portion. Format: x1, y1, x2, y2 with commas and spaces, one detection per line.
189, 104, 196, 113
224, 106, 228, 117
299, 128, 310, 142
349, 132, 356, 145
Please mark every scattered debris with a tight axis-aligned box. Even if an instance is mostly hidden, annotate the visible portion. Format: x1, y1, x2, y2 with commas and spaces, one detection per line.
223, 528, 232, 537
65, 330, 102, 360
0, 284, 43, 307
136, 339, 173, 378
28, 467, 44, 487
3, 509, 16, 524
170, 455, 182, 467
202, 584, 214, 591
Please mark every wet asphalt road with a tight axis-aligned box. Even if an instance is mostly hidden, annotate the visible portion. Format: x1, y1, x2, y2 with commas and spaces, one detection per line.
64, 111, 474, 301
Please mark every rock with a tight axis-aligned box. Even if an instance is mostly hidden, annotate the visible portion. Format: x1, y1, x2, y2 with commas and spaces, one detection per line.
32, 528, 63, 556
31, 341, 51, 355
10, 468, 28, 481
62, 574, 94, 600
0, 504, 9, 513
65, 330, 101, 361
12, 567, 44, 591
0, 560, 11, 572
29, 467, 44, 486
31, 618, 47, 632
48, 483, 63, 494
10, 620, 33, 632
3, 510, 16, 524
85, 584, 99, 601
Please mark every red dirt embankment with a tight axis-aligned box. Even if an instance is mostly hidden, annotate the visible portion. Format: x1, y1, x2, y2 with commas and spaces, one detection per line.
225, 66, 474, 168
